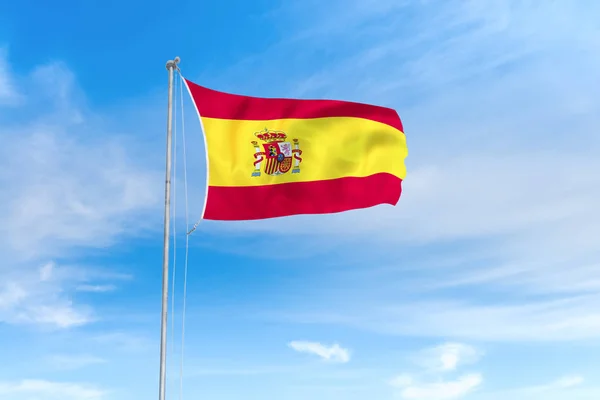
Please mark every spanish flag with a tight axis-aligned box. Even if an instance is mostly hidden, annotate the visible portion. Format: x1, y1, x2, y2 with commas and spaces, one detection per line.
184, 78, 408, 221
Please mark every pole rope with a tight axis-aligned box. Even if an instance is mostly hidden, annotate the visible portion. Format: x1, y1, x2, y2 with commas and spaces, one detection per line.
178, 70, 191, 400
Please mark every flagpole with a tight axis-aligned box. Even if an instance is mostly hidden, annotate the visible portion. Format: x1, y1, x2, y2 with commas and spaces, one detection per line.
159, 55, 180, 400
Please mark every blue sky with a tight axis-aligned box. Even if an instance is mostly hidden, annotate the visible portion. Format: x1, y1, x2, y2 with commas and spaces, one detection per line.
1, 0, 600, 399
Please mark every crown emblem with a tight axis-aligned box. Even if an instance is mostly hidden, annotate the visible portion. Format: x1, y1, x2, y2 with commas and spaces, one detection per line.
254, 128, 287, 142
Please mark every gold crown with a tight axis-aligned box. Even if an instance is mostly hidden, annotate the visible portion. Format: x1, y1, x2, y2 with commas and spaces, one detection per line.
254, 128, 287, 142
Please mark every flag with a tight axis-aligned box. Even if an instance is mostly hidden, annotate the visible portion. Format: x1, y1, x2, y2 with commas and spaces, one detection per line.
183, 78, 408, 221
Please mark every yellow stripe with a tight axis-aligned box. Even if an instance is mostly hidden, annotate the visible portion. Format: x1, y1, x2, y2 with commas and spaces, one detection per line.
202, 116, 408, 187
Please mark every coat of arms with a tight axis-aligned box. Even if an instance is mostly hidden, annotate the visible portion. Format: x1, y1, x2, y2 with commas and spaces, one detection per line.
251, 129, 303, 177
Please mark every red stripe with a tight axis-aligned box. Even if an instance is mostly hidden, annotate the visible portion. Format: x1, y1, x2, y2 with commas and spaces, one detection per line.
185, 79, 404, 133
265, 158, 275, 175
203, 173, 402, 221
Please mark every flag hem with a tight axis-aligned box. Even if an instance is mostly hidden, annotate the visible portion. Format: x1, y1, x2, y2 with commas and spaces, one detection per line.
181, 75, 210, 221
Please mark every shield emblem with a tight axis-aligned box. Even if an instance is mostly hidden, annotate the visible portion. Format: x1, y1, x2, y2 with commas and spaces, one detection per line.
262, 141, 293, 175
251, 129, 302, 178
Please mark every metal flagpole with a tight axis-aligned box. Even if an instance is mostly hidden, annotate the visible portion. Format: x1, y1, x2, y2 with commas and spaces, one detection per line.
159, 56, 180, 400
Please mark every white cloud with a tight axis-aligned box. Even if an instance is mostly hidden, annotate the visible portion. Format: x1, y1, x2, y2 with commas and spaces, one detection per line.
388, 344, 586, 400
475, 374, 586, 400
0, 380, 105, 400
554, 376, 585, 389
288, 341, 350, 363
415, 343, 482, 373
392, 373, 482, 400
76, 284, 117, 293
513, 374, 585, 395
39, 262, 54, 282
0, 50, 162, 254
0, 282, 27, 309
2, 125, 161, 257
0, 261, 93, 328
274, 293, 600, 342
0, 49, 161, 329
390, 343, 483, 400
22, 302, 92, 328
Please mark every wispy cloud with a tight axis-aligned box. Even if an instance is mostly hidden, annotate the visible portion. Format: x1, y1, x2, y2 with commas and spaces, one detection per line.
476, 374, 587, 400
389, 343, 588, 400
0, 50, 162, 260
272, 293, 600, 342
391, 373, 483, 400
413, 343, 482, 373
0, 48, 161, 329
536, 375, 585, 391
0, 262, 93, 328
76, 284, 117, 293
390, 342, 483, 400
288, 341, 350, 363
